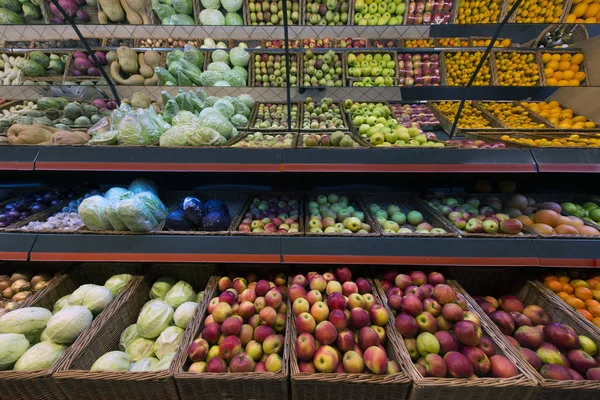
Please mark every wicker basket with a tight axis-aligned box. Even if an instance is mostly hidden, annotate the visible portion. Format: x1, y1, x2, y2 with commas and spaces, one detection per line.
249, 50, 300, 87
427, 102, 504, 136
304, 193, 381, 237
435, 37, 471, 48
344, 50, 396, 87
457, 280, 600, 400
290, 276, 411, 400
516, 101, 597, 129
491, 50, 542, 87
470, 37, 512, 48
295, 130, 368, 148
53, 264, 216, 400
532, 24, 589, 47
174, 269, 290, 400
538, 49, 590, 87
360, 193, 458, 237
506, 0, 571, 23
474, 101, 553, 130
0, 263, 142, 400
440, 50, 493, 86
249, 102, 300, 130
299, 50, 347, 90
299, 102, 349, 132
373, 277, 538, 400
230, 192, 304, 236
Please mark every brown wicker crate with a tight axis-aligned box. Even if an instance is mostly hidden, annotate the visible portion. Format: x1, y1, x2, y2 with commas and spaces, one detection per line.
373, 277, 538, 400
538, 49, 590, 87
368, 38, 403, 48
491, 50, 542, 87
230, 192, 304, 236
234, 130, 298, 147
474, 101, 553, 130
299, 102, 349, 132
518, 101, 597, 129
249, 102, 300, 130
0, 263, 142, 400
345, 50, 395, 87
456, 280, 600, 400
174, 269, 290, 400
435, 37, 472, 48
474, 131, 598, 149
299, 49, 347, 89
360, 193, 459, 237
506, 0, 570, 23
249, 50, 300, 88
54, 264, 216, 400
295, 130, 368, 148
290, 276, 411, 400
304, 193, 381, 237
428, 101, 503, 136
156, 190, 249, 236
532, 24, 588, 47
416, 194, 536, 239
245, 0, 302, 25
441, 50, 493, 86
108, 0, 155, 24
470, 37, 512, 48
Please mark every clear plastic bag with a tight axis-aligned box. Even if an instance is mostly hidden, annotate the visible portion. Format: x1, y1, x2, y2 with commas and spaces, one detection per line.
117, 115, 149, 146
117, 197, 159, 232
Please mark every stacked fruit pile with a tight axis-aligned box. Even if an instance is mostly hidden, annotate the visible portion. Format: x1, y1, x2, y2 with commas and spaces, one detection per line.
347, 52, 396, 87
236, 195, 300, 234
305, 0, 350, 25
391, 103, 441, 129
444, 52, 491, 86
382, 270, 520, 379
424, 193, 527, 235
515, 202, 600, 236
371, 39, 398, 48
292, 268, 400, 375
301, 131, 359, 147
253, 54, 298, 87
302, 50, 343, 87
499, 134, 600, 148
479, 102, 547, 129
248, 0, 300, 25
0, 270, 51, 312
566, 1, 600, 23
437, 38, 469, 47
455, 0, 502, 23
301, 38, 334, 48
252, 103, 298, 130
186, 273, 287, 373
353, 0, 406, 25
561, 200, 600, 224
397, 53, 440, 87
541, 53, 586, 87
405, 39, 434, 48
231, 133, 295, 148
444, 139, 507, 149
344, 100, 388, 114
475, 293, 600, 381
368, 203, 448, 234
302, 98, 345, 130
495, 52, 540, 87
338, 38, 367, 48
307, 194, 373, 234
472, 38, 511, 47
508, 0, 563, 23
406, 0, 452, 24
521, 101, 596, 129
542, 271, 600, 327
433, 101, 493, 128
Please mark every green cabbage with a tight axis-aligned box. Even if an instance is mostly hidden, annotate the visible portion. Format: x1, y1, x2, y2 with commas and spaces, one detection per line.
222, 0, 242, 10
152, 0, 176, 22
230, 46, 249, 67
89, 130, 118, 145
82, 286, 114, 315
204, 96, 219, 107
199, 70, 222, 86
154, 326, 184, 360
105, 200, 128, 231
199, 111, 234, 139
0, 333, 30, 370
173, 302, 197, 329
53, 295, 71, 314
153, 352, 176, 371
117, 115, 148, 146
167, 50, 185, 66
230, 114, 248, 128
105, 274, 134, 297
104, 187, 129, 202
173, 111, 199, 126
91, 351, 130, 371
126, 338, 156, 362
187, 127, 226, 146
79, 196, 113, 231
172, 0, 192, 15
164, 281, 195, 309
184, 45, 205, 68
213, 99, 235, 118
137, 108, 164, 145
232, 66, 248, 80
136, 300, 174, 339
129, 179, 157, 195
150, 277, 176, 299
214, 81, 231, 86
200, 0, 220, 9
120, 324, 141, 351
136, 192, 168, 223
223, 70, 246, 86
117, 197, 159, 232
159, 126, 191, 147
225, 12, 243, 25
129, 357, 159, 372
237, 94, 255, 109
199, 8, 225, 25
163, 14, 195, 24
207, 61, 231, 74
212, 49, 229, 64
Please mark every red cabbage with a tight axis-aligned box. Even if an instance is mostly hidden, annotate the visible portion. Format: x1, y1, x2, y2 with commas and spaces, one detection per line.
87, 67, 100, 76
76, 9, 90, 21
91, 99, 107, 109
74, 57, 92, 72
73, 51, 86, 59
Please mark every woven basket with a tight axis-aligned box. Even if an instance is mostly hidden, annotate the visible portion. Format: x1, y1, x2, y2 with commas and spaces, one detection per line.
491, 50, 542, 87
435, 37, 471, 47
299, 102, 349, 132
296, 130, 368, 148
304, 193, 381, 237
440, 50, 493, 86
174, 269, 290, 400
470, 37, 512, 48
373, 277, 538, 400
428, 101, 503, 136
249, 50, 300, 87
290, 277, 411, 400
532, 24, 589, 47
538, 49, 590, 87
53, 263, 216, 400
0, 263, 142, 400
249, 102, 300, 130
516, 101, 597, 129
457, 280, 600, 400
360, 193, 458, 237
230, 192, 304, 236
474, 101, 553, 130
299, 50, 347, 90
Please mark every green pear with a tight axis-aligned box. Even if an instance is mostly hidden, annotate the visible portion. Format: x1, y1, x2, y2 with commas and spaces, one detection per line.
339, 135, 355, 148
330, 131, 345, 146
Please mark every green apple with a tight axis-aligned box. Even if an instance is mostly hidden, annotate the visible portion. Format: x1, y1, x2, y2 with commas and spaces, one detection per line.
383, 221, 400, 232
407, 211, 423, 226
397, 129, 410, 143
391, 212, 406, 224
387, 205, 401, 215
415, 134, 427, 145
352, 211, 365, 222
589, 208, 600, 222
385, 130, 399, 143
359, 124, 370, 135
369, 203, 381, 213
376, 216, 387, 227
408, 127, 420, 138
370, 132, 385, 145
583, 202, 598, 211
375, 210, 388, 219
344, 217, 362, 232
416, 332, 440, 356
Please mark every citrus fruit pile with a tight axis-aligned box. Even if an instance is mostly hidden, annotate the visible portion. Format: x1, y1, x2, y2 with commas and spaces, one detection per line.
405, 39, 434, 48
437, 37, 469, 47
508, 0, 563, 23
444, 51, 491, 86
521, 101, 596, 129
435, 101, 492, 128
455, 0, 502, 23
499, 134, 600, 147
495, 52, 540, 86
565, 0, 600, 23
479, 102, 546, 129
542, 272, 600, 328
541, 52, 586, 87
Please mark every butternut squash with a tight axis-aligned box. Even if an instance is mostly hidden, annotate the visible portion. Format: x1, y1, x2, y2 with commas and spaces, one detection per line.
98, 11, 108, 24
116, 47, 139, 75
99, 0, 125, 22
144, 72, 158, 86
7, 124, 55, 145
51, 131, 91, 145
138, 53, 154, 78
110, 62, 146, 86
125, 0, 150, 24
143, 51, 161, 69
106, 51, 118, 65
119, 0, 142, 24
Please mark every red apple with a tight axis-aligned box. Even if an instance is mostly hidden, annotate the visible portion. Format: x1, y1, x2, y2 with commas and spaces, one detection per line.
490, 355, 519, 378
444, 351, 473, 378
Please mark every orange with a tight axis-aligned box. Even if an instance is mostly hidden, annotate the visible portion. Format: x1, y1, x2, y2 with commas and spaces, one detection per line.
575, 286, 594, 300
558, 61, 571, 71
557, 80, 569, 86
566, 296, 585, 309
548, 280, 564, 292
546, 60, 559, 70
568, 79, 581, 86
544, 68, 554, 78
588, 279, 600, 288
566, 14, 577, 22
552, 71, 563, 80
571, 53, 584, 65
585, 299, 600, 308
569, 64, 580, 72
562, 70, 575, 80
550, 53, 562, 62
547, 100, 560, 108
575, 71, 587, 82
563, 283, 574, 294
578, 309, 594, 320
572, 2, 589, 16
546, 78, 558, 86
588, 304, 600, 317
541, 53, 552, 64
557, 291, 571, 301
558, 275, 571, 283
560, 53, 572, 62
593, 317, 600, 328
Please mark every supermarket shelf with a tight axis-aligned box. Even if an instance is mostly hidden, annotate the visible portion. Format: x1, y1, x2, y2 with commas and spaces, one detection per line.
532, 149, 600, 173
533, 240, 600, 268
0, 233, 36, 260
281, 148, 537, 172
0, 146, 39, 170
28, 234, 282, 263
34, 146, 282, 172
